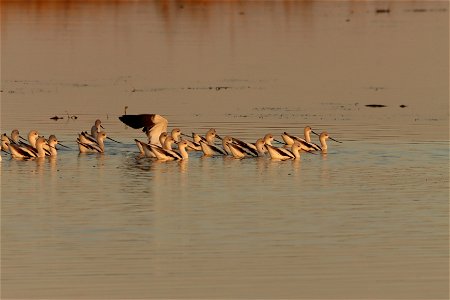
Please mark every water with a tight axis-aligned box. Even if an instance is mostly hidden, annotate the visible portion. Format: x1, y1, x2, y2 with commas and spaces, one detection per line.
1, 1, 448, 299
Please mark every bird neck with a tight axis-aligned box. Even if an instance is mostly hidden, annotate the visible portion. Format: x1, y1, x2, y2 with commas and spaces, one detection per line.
206, 135, 215, 145
36, 144, 46, 157
305, 130, 311, 143
320, 136, 328, 150
179, 146, 189, 159
292, 147, 301, 159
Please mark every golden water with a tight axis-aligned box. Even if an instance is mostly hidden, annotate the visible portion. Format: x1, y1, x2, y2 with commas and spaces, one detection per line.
1, 1, 448, 299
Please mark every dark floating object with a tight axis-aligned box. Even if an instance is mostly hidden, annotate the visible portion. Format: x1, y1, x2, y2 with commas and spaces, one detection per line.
376, 8, 390, 14
50, 116, 63, 120
365, 104, 387, 108
399, 104, 407, 108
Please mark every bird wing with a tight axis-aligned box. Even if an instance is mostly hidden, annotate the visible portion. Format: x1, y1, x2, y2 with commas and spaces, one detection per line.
284, 132, 320, 151
119, 114, 168, 145
149, 144, 181, 160
266, 144, 295, 159
18, 141, 38, 156
231, 138, 258, 156
284, 132, 307, 143
77, 139, 102, 152
9, 144, 34, 158
200, 140, 226, 155
227, 143, 246, 158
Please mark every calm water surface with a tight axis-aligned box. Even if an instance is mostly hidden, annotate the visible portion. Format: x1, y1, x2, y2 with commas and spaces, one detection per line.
1, 1, 448, 299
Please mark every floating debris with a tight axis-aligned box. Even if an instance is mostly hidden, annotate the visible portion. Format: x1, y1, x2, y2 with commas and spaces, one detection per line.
399, 104, 407, 108
412, 9, 427, 13
365, 104, 387, 108
50, 116, 64, 120
376, 8, 390, 14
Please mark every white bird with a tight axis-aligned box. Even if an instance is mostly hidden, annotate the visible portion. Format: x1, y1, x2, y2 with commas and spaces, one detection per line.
262, 133, 276, 146
119, 114, 168, 146
16, 130, 40, 157
77, 131, 107, 153
227, 138, 267, 159
170, 128, 182, 143
149, 140, 191, 161
282, 126, 323, 151
91, 119, 104, 138
197, 128, 226, 156
78, 119, 104, 144
134, 131, 166, 156
314, 131, 342, 152
266, 141, 302, 160
229, 136, 259, 157
44, 135, 67, 156
192, 128, 219, 145
199, 139, 227, 156
1, 129, 20, 152
135, 135, 176, 158
9, 137, 47, 159
180, 132, 202, 151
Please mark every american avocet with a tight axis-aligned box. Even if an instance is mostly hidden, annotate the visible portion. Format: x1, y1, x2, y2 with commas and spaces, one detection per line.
119, 114, 168, 146
135, 131, 167, 156
199, 138, 227, 156
230, 137, 258, 156
78, 119, 104, 144
266, 141, 302, 160
16, 130, 40, 157
263, 133, 277, 146
196, 128, 225, 155
227, 138, 267, 159
149, 140, 191, 161
45, 135, 69, 156
313, 131, 342, 152
171, 128, 182, 143
91, 119, 104, 138
282, 126, 312, 145
282, 126, 322, 151
192, 128, 219, 145
79, 129, 121, 145
136, 135, 176, 158
9, 137, 47, 159
77, 131, 107, 153
1, 129, 21, 152
1, 134, 10, 152
180, 132, 202, 151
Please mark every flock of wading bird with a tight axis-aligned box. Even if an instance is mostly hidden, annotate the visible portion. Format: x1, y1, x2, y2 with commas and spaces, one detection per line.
1, 114, 342, 162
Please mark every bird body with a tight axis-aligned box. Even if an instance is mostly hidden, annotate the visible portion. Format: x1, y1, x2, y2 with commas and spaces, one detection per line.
77, 131, 107, 153
266, 142, 302, 160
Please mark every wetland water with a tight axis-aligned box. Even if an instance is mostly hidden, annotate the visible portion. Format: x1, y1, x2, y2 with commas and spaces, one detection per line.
1, 1, 449, 299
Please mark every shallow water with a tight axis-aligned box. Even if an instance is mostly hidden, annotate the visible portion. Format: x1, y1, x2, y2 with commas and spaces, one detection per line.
1, 1, 449, 299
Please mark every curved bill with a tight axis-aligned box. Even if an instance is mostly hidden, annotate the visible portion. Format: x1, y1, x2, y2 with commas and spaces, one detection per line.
274, 139, 284, 144
329, 136, 342, 143
181, 133, 191, 139
100, 125, 105, 129
216, 134, 223, 141
19, 135, 28, 142
58, 142, 71, 149
106, 136, 122, 143
311, 130, 320, 137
